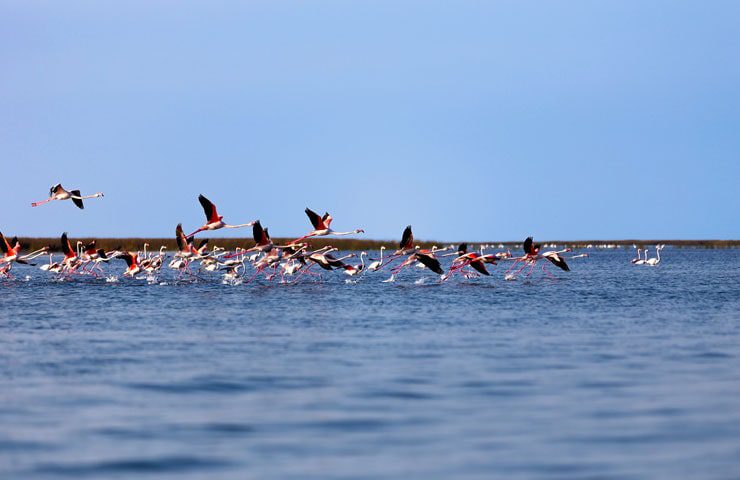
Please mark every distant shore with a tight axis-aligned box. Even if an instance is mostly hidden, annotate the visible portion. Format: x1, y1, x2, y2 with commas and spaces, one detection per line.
13, 237, 740, 253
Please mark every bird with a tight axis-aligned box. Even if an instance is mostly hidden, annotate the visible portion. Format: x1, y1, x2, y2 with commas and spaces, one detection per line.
631, 248, 643, 264
60, 232, 81, 270
0, 233, 46, 266
521, 237, 570, 271
187, 194, 256, 238
367, 246, 386, 271
31, 184, 104, 209
250, 220, 273, 252
394, 225, 415, 255
118, 252, 141, 277
291, 208, 364, 244
0, 232, 21, 265
407, 251, 444, 275
503, 237, 571, 279
645, 245, 663, 266
39, 253, 63, 273
441, 243, 496, 280
343, 251, 367, 276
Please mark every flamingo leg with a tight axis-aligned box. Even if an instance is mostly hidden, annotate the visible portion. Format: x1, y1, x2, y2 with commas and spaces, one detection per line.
541, 263, 556, 279
186, 227, 205, 239
31, 197, 54, 207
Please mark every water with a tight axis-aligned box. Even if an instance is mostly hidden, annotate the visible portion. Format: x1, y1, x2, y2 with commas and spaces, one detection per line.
1, 248, 739, 479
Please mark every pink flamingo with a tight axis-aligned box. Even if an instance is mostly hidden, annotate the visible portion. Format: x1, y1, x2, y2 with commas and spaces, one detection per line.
504, 237, 571, 279
290, 208, 364, 244
118, 252, 141, 277
187, 194, 256, 238
31, 184, 104, 209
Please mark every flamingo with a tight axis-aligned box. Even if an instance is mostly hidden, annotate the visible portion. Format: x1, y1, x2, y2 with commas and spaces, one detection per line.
392, 251, 444, 275
170, 224, 200, 272
394, 225, 415, 255
89, 249, 116, 273
118, 252, 141, 277
635, 249, 647, 265
187, 194, 256, 238
367, 246, 386, 271
631, 248, 643, 264
504, 237, 571, 279
441, 243, 498, 281
31, 184, 104, 209
343, 251, 367, 276
0, 232, 47, 266
369, 225, 415, 272
60, 232, 81, 270
222, 264, 243, 281
291, 207, 364, 244
40, 253, 63, 273
645, 245, 663, 266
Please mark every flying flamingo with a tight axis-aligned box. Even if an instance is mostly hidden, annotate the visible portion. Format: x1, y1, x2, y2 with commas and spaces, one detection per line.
187, 194, 256, 238
371, 225, 415, 273
291, 208, 364, 244
394, 225, 415, 256
391, 251, 444, 276
442, 243, 497, 280
0, 233, 47, 266
31, 184, 104, 209
60, 232, 81, 270
504, 237, 571, 279
118, 252, 141, 277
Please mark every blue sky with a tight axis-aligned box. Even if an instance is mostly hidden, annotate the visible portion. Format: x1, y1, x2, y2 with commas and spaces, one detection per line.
1, 1, 738, 241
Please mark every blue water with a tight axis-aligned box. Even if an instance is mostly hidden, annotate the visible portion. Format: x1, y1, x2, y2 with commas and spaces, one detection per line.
1, 247, 739, 479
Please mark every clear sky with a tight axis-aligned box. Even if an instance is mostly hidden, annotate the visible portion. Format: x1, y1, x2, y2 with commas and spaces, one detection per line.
1, 1, 738, 241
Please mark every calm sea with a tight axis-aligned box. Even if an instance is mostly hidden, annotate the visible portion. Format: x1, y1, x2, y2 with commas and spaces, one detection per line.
1, 247, 739, 479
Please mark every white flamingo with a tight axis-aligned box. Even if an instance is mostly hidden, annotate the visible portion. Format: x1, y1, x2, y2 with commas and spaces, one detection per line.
367, 246, 386, 271
645, 245, 663, 266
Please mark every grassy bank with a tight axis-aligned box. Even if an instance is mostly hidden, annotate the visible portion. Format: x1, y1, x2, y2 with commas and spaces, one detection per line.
11, 237, 740, 253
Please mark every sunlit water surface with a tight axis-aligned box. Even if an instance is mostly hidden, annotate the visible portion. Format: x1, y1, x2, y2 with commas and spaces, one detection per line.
1, 248, 739, 479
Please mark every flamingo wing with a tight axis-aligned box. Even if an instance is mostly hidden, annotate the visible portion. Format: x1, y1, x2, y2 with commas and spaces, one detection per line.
469, 259, 490, 276
399, 225, 413, 250
198, 195, 219, 223
322, 212, 333, 227
543, 252, 570, 271
523, 237, 535, 255
457, 243, 468, 255
175, 224, 187, 251
61, 232, 74, 257
325, 254, 347, 268
0, 232, 11, 255
50, 183, 62, 196
118, 252, 134, 268
252, 221, 264, 244
83, 240, 97, 254
305, 208, 325, 230
70, 190, 84, 209
415, 252, 444, 274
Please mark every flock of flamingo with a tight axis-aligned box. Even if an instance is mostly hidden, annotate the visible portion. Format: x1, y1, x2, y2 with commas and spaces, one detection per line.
0, 183, 602, 283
